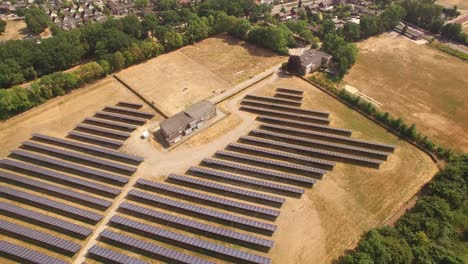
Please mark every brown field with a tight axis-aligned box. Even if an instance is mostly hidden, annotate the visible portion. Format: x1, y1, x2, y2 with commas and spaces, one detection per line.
116, 34, 284, 116
437, 0, 468, 11
0, 18, 27, 41
343, 33, 468, 152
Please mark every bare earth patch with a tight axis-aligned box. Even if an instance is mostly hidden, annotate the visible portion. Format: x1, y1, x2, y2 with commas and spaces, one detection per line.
0, 18, 28, 41
343, 33, 468, 152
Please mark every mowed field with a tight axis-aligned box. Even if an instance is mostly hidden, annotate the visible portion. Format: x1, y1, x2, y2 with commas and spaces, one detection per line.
343, 33, 468, 152
116, 34, 285, 116
0, 18, 28, 41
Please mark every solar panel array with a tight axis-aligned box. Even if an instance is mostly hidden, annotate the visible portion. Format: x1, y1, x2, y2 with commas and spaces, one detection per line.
76, 123, 131, 139
109, 216, 272, 264
0, 202, 92, 238
119, 202, 275, 249
0, 186, 103, 224
203, 158, 316, 186
276, 88, 304, 95
274, 91, 304, 101
0, 170, 112, 210
228, 142, 335, 170
241, 98, 329, 117
32, 133, 144, 163
137, 178, 280, 218
22, 140, 136, 173
257, 115, 352, 136
88, 245, 150, 264
117, 101, 143, 109
168, 173, 285, 205
0, 158, 126, 193
99, 230, 215, 264
104, 105, 155, 118
127, 189, 277, 233
188, 166, 305, 195
250, 129, 390, 160
0, 220, 81, 255
68, 131, 124, 148
240, 105, 331, 125
95, 111, 148, 124
0, 241, 68, 264
84, 117, 139, 131
244, 94, 301, 106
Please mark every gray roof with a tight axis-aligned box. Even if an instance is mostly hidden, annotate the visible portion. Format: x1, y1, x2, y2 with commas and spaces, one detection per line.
300, 49, 332, 67
160, 100, 215, 136
184, 100, 215, 120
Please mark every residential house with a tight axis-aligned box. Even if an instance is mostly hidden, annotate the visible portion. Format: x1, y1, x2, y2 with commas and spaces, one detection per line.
297, 49, 333, 75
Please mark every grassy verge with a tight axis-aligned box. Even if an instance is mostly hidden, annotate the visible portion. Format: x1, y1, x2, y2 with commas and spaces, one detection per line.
429, 40, 468, 61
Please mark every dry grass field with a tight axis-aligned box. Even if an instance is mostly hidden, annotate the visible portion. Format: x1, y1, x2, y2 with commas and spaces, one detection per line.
116, 34, 284, 117
0, 18, 28, 41
343, 33, 468, 152
437, 0, 468, 11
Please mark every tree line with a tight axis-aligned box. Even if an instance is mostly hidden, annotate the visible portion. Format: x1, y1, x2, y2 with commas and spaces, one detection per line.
0, 19, 6, 34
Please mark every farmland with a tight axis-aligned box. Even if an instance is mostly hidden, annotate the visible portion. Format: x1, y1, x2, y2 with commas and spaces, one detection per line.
343, 33, 468, 152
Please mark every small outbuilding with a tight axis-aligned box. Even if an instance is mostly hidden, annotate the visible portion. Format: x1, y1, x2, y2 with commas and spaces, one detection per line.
160, 100, 216, 145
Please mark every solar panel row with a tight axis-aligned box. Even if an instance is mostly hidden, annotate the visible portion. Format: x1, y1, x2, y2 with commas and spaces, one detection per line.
244, 95, 301, 106
104, 106, 155, 118
168, 174, 285, 205
257, 115, 352, 136
260, 123, 396, 152
0, 202, 92, 238
119, 202, 275, 249
22, 140, 136, 173
0, 241, 68, 264
274, 92, 303, 101
250, 129, 390, 160
137, 178, 280, 218
87, 245, 150, 264
241, 99, 329, 118
127, 190, 277, 233
203, 158, 315, 186
117, 101, 143, 109
0, 170, 112, 209
188, 166, 304, 195
240, 105, 330, 125
68, 131, 123, 148
31, 133, 143, 163
275, 88, 304, 95
0, 186, 103, 224
0, 220, 81, 255
76, 123, 131, 138
96, 111, 147, 124
109, 216, 272, 264
84, 117, 138, 131
240, 136, 383, 167
216, 150, 327, 177
99, 230, 215, 264
0, 159, 125, 194
228, 142, 335, 170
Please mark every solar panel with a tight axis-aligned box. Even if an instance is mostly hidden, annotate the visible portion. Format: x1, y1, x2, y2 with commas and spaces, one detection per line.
137, 178, 280, 218
0, 158, 122, 196
215, 150, 327, 177
84, 117, 138, 131
276, 88, 304, 95
241, 99, 329, 118
260, 123, 396, 152
240, 105, 330, 125
250, 129, 390, 160
22, 140, 137, 174
274, 92, 303, 101
68, 131, 123, 148
109, 216, 271, 264
75, 123, 131, 139
257, 115, 352, 136
203, 158, 315, 186
104, 106, 155, 118
117, 101, 143, 109
188, 166, 304, 195
0, 186, 103, 224
31, 133, 143, 163
228, 142, 335, 170
0, 170, 112, 210
0, 202, 92, 238
168, 174, 285, 205
244, 95, 301, 106
0, 220, 81, 255
10, 149, 130, 187
239, 136, 383, 168
0, 241, 68, 264
119, 202, 275, 249
99, 230, 215, 264
95, 111, 147, 124
87, 245, 149, 264
127, 190, 277, 234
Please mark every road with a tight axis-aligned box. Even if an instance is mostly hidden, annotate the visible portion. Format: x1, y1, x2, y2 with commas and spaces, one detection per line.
271, 0, 316, 15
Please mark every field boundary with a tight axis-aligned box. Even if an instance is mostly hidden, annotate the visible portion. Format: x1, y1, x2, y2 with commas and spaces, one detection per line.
297, 75, 441, 168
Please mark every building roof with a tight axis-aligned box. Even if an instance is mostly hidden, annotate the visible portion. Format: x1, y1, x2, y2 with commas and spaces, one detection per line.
184, 100, 215, 120
160, 100, 215, 136
300, 49, 332, 67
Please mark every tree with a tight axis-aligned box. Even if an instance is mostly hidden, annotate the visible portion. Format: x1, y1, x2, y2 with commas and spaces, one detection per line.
380, 4, 406, 30
287, 55, 302, 74
109, 51, 126, 71
121, 14, 142, 39
320, 19, 335, 37
142, 14, 160, 38
0, 19, 6, 34
134, 0, 148, 9
161, 10, 181, 26
322, 33, 358, 77
440, 23, 464, 41
360, 15, 381, 38
247, 25, 294, 55
24, 7, 49, 34
343, 22, 360, 42
162, 30, 184, 51
78, 62, 106, 83
229, 18, 251, 39
157, 0, 180, 11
